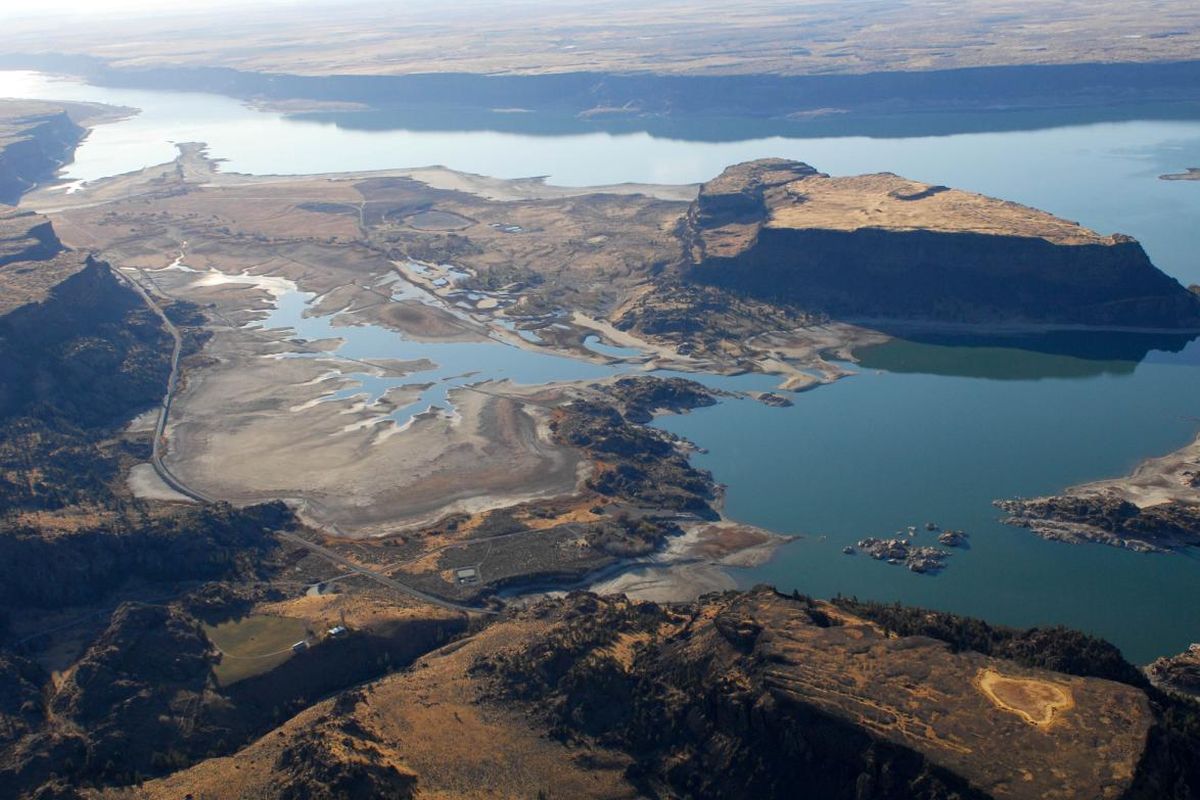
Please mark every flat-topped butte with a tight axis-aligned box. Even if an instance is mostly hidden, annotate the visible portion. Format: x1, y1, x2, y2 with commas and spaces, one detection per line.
685, 159, 1200, 328
767, 173, 1116, 246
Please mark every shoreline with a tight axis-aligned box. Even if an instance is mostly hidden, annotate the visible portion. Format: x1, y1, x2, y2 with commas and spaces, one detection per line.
589, 521, 796, 602
7, 56, 1200, 140
996, 431, 1200, 553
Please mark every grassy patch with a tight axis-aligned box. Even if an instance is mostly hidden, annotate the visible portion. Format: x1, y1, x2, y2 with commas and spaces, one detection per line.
203, 614, 310, 686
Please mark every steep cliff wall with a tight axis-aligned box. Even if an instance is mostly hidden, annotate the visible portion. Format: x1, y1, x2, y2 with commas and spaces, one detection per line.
0, 214, 292, 612
0, 211, 62, 268
0, 249, 169, 429
683, 160, 1200, 329
0, 102, 85, 205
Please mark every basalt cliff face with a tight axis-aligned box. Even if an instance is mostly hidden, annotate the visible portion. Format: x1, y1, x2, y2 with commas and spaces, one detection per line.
0, 101, 86, 205
0, 215, 169, 428
0, 212, 290, 611
681, 159, 1200, 329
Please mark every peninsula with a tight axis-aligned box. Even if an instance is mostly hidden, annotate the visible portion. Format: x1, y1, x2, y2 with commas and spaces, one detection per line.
1161, 167, 1200, 181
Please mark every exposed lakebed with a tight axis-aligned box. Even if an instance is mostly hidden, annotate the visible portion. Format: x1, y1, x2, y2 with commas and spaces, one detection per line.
6, 69, 1200, 662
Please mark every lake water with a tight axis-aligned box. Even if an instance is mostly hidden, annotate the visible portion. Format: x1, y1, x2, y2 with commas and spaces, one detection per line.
4, 69, 1200, 662
657, 337, 1200, 664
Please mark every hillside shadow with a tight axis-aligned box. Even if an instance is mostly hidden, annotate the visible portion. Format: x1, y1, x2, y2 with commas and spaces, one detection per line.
853, 329, 1199, 380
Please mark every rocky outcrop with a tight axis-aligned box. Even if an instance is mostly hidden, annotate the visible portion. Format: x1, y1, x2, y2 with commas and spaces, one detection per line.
0, 102, 85, 205
272, 726, 418, 800
0, 602, 214, 795
1146, 644, 1200, 701
0, 502, 291, 610
108, 587, 1200, 799
0, 215, 171, 512
477, 589, 1155, 800
0, 252, 171, 428
551, 392, 718, 518
0, 653, 45, 749
604, 375, 719, 423
686, 158, 823, 232
49, 603, 214, 775
0, 210, 62, 269
0, 213, 297, 608
681, 160, 1200, 329
0, 596, 462, 797
995, 494, 1200, 552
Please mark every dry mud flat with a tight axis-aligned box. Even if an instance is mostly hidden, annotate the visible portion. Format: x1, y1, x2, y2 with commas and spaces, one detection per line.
591, 521, 791, 602
162, 320, 584, 537
33, 148, 865, 550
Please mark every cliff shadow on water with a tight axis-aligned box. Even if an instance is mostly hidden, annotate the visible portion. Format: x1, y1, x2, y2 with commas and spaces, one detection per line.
289, 99, 1200, 144
7, 53, 1200, 142
853, 329, 1200, 380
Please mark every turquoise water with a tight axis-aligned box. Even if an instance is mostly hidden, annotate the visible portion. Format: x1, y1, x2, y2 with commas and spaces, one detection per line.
261, 283, 620, 423
656, 338, 1200, 664
6, 68, 1200, 660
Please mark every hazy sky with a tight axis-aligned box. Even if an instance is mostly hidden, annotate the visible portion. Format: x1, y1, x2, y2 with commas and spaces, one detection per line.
0, 0, 316, 20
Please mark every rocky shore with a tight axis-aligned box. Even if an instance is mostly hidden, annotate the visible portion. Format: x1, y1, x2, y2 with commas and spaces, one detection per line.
1147, 643, 1200, 700
995, 494, 1200, 552
996, 431, 1200, 553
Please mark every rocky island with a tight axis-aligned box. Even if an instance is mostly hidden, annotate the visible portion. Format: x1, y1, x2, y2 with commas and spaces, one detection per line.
853, 536, 951, 573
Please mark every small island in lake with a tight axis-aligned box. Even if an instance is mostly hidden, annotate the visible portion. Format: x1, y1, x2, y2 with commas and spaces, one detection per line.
1160, 167, 1200, 181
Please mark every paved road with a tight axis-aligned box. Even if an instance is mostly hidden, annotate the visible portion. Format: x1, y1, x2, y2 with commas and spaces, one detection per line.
114, 267, 215, 503
277, 531, 497, 615
117, 263, 495, 616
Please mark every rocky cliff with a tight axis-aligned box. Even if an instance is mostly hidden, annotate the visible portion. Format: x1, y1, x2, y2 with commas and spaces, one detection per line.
0, 101, 86, 205
682, 160, 1200, 329
0, 248, 170, 429
0, 211, 174, 516
0, 213, 296, 612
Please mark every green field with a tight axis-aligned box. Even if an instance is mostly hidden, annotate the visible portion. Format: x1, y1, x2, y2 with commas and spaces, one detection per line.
203, 615, 310, 686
